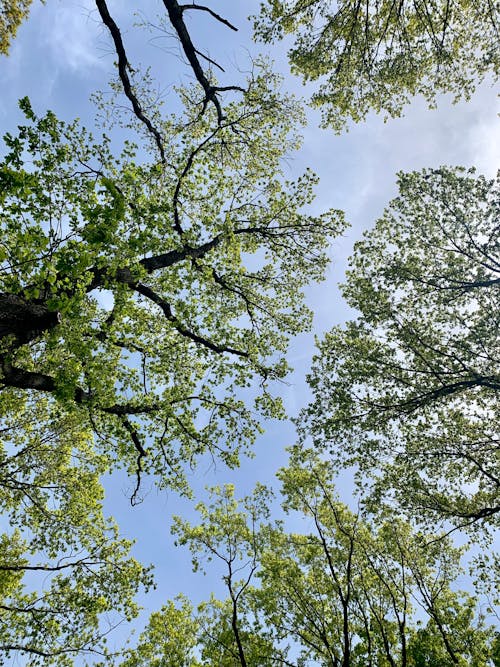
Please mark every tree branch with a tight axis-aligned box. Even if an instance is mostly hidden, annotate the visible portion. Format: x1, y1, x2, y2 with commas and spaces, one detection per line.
140, 235, 222, 273
128, 280, 249, 358
120, 416, 147, 506
194, 48, 225, 72
162, 0, 244, 122
1, 357, 56, 393
0, 356, 164, 416
392, 376, 500, 413
180, 4, 238, 32
95, 0, 167, 162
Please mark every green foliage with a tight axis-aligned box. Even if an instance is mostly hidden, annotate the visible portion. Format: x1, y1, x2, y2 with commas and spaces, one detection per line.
132, 453, 497, 666
0, 395, 152, 665
258, 447, 495, 666
0, 73, 343, 662
255, 0, 500, 130
0, 0, 35, 55
1, 3, 496, 662
0, 82, 343, 492
301, 166, 499, 530
171, 484, 277, 666
119, 596, 201, 667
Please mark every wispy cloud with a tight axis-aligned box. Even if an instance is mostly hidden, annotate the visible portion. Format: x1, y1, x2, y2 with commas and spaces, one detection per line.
41, 1, 107, 74
469, 97, 500, 176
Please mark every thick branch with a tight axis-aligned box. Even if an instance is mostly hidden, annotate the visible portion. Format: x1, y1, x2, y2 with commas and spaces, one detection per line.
139, 235, 222, 273
393, 376, 500, 413
451, 505, 500, 521
0, 559, 102, 572
129, 281, 249, 358
101, 402, 160, 416
162, 0, 244, 121
86, 235, 223, 293
1, 358, 56, 393
404, 273, 500, 292
95, 0, 167, 162
0, 644, 82, 659
0, 358, 165, 416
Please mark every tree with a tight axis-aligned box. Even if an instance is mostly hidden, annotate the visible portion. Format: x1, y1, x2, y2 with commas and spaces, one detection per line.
0, 0, 34, 55
256, 447, 496, 667
1, 3, 344, 497
0, 78, 342, 485
0, 64, 342, 662
255, 0, 500, 131
0, 1, 347, 661
0, 395, 151, 665
138, 450, 497, 666
1, 1, 496, 662
0, 4, 345, 659
119, 595, 202, 667
171, 484, 280, 667
301, 166, 499, 530
4, 2, 499, 133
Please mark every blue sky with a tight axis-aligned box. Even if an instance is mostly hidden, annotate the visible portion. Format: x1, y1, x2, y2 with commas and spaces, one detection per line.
1, 0, 499, 658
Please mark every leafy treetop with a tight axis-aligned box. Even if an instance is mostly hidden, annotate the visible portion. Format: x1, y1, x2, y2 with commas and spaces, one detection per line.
301, 166, 499, 531
0, 0, 34, 55
255, 0, 500, 131
127, 452, 498, 666
0, 79, 343, 498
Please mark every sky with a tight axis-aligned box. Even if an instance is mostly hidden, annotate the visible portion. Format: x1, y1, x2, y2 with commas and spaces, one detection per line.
1, 0, 499, 660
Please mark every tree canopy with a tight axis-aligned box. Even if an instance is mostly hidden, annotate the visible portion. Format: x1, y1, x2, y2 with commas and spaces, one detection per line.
0, 0, 498, 664
0, 66, 344, 661
301, 166, 499, 531
124, 451, 498, 666
255, 0, 500, 130
0, 0, 34, 55
0, 84, 342, 493
0, 398, 151, 664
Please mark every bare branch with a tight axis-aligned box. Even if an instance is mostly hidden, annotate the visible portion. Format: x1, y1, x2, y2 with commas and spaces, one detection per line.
95, 0, 167, 162
162, 0, 244, 121
120, 416, 147, 506
195, 48, 225, 72
179, 4, 238, 32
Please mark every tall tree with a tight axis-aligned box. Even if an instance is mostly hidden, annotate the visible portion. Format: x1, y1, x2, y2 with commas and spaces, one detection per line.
301, 166, 499, 530
0, 396, 151, 664
4, 1, 499, 131
171, 484, 279, 667
135, 452, 497, 666
255, 0, 500, 130
119, 595, 201, 667
0, 3, 346, 661
2, 1, 496, 662
0, 68, 341, 664
257, 447, 496, 667
0, 83, 342, 494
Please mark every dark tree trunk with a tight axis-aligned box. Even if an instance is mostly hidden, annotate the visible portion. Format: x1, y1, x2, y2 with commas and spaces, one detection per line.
0, 293, 60, 345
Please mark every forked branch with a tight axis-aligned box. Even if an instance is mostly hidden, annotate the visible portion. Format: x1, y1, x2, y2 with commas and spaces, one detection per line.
162, 0, 244, 121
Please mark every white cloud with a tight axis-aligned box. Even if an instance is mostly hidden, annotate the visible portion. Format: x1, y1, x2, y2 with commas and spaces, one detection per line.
41, 1, 107, 74
469, 97, 500, 176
